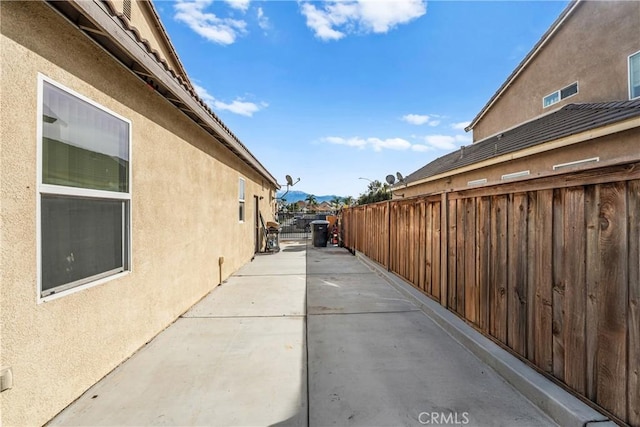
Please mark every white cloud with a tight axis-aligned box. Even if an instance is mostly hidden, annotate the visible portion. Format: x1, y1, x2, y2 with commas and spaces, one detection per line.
402, 114, 440, 126
419, 133, 472, 150
411, 144, 431, 152
174, 0, 247, 45
193, 83, 267, 117
224, 0, 250, 12
214, 99, 268, 117
300, 0, 426, 41
257, 7, 270, 31
423, 135, 456, 150
402, 114, 429, 125
323, 136, 412, 152
452, 121, 471, 130
300, 3, 346, 41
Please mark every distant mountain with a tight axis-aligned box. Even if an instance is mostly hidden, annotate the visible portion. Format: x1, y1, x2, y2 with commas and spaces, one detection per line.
276, 190, 341, 204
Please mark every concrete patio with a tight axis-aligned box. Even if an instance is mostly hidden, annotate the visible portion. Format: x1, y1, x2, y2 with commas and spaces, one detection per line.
49, 240, 608, 426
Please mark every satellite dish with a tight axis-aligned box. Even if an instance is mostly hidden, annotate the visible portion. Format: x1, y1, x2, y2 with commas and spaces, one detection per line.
285, 175, 293, 186
396, 172, 404, 182
385, 174, 396, 185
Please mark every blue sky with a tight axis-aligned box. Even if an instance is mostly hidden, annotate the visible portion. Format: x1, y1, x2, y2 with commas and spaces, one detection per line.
154, 0, 568, 198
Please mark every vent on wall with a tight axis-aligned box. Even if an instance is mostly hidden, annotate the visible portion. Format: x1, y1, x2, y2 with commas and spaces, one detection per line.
501, 170, 530, 180
123, 0, 132, 20
467, 178, 487, 186
553, 157, 599, 170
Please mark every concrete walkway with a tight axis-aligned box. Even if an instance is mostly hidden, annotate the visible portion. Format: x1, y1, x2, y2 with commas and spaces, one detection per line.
50, 241, 579, 426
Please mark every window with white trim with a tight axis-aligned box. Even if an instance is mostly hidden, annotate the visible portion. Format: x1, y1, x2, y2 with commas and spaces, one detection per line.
543, 82, 578, 108
38, 76, 131, 298
630, 51, 640, 100
238, 178, 245, 222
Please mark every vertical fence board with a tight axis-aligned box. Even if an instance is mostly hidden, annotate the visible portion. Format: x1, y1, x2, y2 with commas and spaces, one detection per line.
596, 182, 628, 420
433, 201, 442, 301
418, 201, 426, 291
553, 189, 566, 381
585, 185, 600, 400
404, 204, 410, 281
490, 195, 508, 343
508, 193, 528, 355
564, 187, 587, 395
441, 194, 449, 306
456, 199, 466, 317
477, 197, 491, 332
464, 197, 477, 324
409, 204, 416, 285
426, 202, 434, 296
527, 192, 537, 362
628, 180, 640, 427
533, 189, 553, 373
448, 199, 458, 311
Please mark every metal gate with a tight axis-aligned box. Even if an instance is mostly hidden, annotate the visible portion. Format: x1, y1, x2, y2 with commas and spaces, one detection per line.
276, 212, 311, 240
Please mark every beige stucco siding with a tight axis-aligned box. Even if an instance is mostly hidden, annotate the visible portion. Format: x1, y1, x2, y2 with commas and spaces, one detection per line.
1, 2, 275, 426
473, 1, 640, 141
397, 129, 639, 198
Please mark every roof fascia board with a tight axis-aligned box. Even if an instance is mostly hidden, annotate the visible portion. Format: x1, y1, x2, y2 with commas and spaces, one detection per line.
407, 116, 640, 188
465, 0, 581, 132
138, 0, 192, 90
63, 0, 279, 187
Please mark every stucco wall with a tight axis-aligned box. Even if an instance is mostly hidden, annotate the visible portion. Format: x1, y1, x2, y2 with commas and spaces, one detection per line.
473, 1, 640, 141
397, 129, 640, 198
0, 2, 275, 426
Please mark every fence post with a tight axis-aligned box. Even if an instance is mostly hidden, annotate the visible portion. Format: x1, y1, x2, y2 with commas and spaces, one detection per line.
387, 200, 391, 271
440, 192, 449, 307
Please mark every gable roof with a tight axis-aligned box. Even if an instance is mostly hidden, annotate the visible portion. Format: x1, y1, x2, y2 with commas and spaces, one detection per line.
404, 100, 640, 186
46, 0, 279, 188
465, 0, 580, 132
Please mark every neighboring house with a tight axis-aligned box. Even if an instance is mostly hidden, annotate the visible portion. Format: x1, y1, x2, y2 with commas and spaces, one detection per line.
1, 1, 278, 425
296, 200, 308, 212
397, 0, 640, 197
317, 201, 333, 212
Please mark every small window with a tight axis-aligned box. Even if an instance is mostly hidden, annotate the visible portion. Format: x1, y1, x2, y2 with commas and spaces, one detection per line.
560, 83, 578, 99
38, 76, 131, 299
543, 82, 578, 108
630, 51, 640, 100
238, 178, 245, 222
543, 92, 559, 108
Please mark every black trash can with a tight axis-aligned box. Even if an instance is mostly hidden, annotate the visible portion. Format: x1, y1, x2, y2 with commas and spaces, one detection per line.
310, 220, 330, 247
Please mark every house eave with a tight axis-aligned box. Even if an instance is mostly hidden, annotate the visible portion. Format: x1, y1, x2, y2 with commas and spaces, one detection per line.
406, 116, 640, 188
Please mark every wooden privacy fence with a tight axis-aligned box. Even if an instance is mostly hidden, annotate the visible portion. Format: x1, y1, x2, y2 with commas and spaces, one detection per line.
342, 162, 640, 426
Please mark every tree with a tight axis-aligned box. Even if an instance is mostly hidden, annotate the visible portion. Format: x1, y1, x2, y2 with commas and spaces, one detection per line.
342, 196, 355, 207
288, 202, 300, 212
330, 196, 343, 212
305, 194, 318, 212
357, 180, 391, 205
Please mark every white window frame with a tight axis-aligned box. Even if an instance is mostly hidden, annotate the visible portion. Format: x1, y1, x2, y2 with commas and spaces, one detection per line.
36, 74, 132, 302
543, 81, 578, 108
629, 50, 640, 100
238, 177, 246, 222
